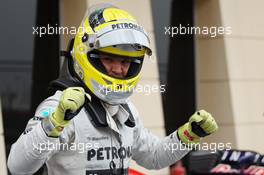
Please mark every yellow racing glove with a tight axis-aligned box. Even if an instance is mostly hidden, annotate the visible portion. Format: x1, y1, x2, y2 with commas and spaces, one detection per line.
177, 110, 218, 145
42, 87, 90, 137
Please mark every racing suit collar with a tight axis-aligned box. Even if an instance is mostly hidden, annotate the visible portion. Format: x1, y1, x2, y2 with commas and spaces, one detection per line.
117, 105, 130, 124
103, 103, 119, 117
102, 103, 129, 125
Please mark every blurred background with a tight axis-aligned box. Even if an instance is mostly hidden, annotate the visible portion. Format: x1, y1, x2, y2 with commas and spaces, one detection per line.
0, 0, 264, 174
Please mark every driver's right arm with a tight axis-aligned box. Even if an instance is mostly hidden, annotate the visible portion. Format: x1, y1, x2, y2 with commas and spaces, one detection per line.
7, 91, 73, 175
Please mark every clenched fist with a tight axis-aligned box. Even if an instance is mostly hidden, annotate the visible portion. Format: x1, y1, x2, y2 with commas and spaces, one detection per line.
44, 87, 89, 137
178, 110, 218, 145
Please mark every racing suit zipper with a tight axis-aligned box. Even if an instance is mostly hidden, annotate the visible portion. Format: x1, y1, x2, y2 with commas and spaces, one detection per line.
109, 116, 125, 175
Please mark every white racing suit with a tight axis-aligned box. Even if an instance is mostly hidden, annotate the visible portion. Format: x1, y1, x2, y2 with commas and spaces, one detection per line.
8, 90, 190, 175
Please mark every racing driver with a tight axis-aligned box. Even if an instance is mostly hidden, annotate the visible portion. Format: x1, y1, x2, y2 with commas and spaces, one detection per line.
8, 4, 218, 175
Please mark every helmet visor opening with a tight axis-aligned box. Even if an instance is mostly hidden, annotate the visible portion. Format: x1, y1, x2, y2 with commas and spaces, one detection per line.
87, 50, 143, 80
